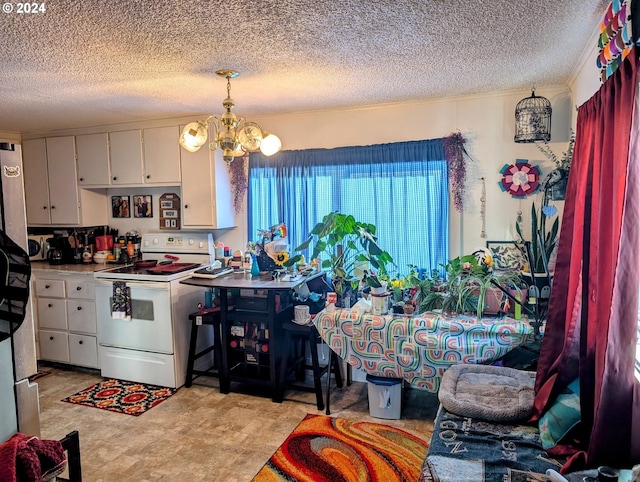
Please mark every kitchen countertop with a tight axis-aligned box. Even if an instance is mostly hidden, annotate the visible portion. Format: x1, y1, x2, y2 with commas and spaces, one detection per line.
31, 261, 114, 273
181, 270, 324, 290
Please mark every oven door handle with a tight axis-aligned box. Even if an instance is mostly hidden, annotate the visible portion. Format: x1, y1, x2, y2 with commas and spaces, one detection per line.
94, 279, 170, 292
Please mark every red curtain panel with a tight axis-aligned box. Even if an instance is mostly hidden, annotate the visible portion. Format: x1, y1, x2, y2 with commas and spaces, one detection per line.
531, 51, 640, 471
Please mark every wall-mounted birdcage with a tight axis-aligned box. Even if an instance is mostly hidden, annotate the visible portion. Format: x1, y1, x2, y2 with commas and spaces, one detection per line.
514, 89, 552, 143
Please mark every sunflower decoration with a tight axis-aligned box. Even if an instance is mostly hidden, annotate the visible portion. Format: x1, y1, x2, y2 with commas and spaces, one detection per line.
273, 251, 290, 266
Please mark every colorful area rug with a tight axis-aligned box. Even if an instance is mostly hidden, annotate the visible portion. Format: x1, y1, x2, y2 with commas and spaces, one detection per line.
61, 379, 177, 416
252, 413, 430, 481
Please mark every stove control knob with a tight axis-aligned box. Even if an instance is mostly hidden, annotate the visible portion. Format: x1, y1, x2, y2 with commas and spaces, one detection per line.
143, 239, 150, 248
198, 241, 205, 249
188, 238, 195, 245
153, 237, 159, 245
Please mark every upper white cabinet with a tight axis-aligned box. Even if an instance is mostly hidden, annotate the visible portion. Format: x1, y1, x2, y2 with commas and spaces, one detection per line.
109, 130, 144, 185
76, 133, 110, 186
22, 137, 108, 226
22, 138, 51, 225
180, 138, 235, 229
106, 127, 181, 186
143, 126, 181, 184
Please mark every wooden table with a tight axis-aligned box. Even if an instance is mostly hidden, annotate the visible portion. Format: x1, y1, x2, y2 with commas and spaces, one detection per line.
181, 271, 324, 401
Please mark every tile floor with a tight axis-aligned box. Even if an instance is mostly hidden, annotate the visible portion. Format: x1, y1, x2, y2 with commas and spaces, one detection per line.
38, 363, 439, 481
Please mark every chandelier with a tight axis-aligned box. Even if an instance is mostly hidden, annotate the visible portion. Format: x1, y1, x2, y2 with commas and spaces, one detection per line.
179, 69, 281, 164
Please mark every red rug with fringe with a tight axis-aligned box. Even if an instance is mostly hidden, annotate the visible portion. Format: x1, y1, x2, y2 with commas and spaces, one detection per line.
252, 414, 430, 481
61, 379, 177, 416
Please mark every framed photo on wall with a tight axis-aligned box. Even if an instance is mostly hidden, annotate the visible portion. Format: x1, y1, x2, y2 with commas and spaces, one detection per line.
133, 195, 153, 218
111, 196, 130, 218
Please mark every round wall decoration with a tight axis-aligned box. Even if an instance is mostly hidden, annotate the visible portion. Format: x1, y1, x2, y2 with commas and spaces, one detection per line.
498, 159, 541, 198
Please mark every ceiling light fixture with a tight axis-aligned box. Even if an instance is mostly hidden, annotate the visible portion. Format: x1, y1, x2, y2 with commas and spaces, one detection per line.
179, 69, 281, 164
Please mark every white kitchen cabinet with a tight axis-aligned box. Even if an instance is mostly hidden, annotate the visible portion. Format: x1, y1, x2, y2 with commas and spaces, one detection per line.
36, 297, 67, 330
67, 300, 97, 333
35, 278, 66, 298
69, 334, 99, 368
109, 130, 144, 185
33, 271, 99, 369
180, 132, 235, 229
143, 126, 181, 184
45, 137, 80, 224
39, 330, 70, 364
76, 133, 110, 186
22, 137, 108, 226
21, 139, 51, 225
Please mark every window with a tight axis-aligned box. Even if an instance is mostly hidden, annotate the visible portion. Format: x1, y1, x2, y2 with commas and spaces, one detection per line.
248, 139, 449, 276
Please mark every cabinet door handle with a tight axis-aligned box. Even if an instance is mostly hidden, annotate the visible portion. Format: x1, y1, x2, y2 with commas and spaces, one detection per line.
79, 177, 84, 182
146, 174, 151, 179
47, 303, 53, 308
113, 176, 117, 181
43, 206, 48, 210
184, 204, 189, 209
76, 286, 82, 291
49, 336, 54, 340
77, 306, 82, 311
51, 205, 55, 209
45, 284, 50, 289
78, 340, 83, 345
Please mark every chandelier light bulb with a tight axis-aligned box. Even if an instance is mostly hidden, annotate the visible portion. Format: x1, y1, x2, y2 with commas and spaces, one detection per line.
260, 133, 282, 156
179, 121, 208, 152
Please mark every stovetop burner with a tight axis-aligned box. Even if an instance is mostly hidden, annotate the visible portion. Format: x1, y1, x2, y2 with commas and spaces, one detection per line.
104, 262, 199, 275
94, 232, 215, 282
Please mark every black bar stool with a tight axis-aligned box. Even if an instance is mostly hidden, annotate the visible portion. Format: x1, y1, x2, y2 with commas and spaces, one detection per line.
325, 350, 352, 415
186, 309, 222, 387
279, 321, 343, 411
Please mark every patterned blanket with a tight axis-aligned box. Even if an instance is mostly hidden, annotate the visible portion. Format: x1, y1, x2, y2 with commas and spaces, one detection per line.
421, 406, 563, 482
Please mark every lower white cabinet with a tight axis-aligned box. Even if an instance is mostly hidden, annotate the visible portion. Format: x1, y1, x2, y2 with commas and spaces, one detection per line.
33, 271, 99, 369
69, 334, 99, 368
39, 330, 69, 363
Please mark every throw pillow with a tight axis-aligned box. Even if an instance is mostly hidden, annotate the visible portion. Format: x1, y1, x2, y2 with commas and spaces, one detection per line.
538, 378, 581, 450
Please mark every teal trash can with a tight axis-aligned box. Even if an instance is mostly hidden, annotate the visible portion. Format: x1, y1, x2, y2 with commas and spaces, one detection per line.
366, 375, 402, 419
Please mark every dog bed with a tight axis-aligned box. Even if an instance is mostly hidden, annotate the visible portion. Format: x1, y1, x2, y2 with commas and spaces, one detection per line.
438, 364, 534, 422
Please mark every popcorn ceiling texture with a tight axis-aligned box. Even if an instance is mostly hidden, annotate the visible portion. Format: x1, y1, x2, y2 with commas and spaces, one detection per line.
0, 0, 609, 134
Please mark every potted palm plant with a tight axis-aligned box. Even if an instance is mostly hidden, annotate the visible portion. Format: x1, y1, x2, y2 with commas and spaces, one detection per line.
294, 211, 395, 306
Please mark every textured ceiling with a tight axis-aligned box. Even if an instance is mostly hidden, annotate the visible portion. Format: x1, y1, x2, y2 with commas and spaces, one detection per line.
0, 0, 609, 135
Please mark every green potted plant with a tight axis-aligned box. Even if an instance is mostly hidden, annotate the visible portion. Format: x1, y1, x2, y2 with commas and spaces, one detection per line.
294, 211, 395, 305
413, 254, 522, 318
535, 129, 575, 201
515, 201, 559, 293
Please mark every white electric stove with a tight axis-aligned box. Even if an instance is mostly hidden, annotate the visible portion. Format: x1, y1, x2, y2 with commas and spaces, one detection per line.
94, 232, 218, 388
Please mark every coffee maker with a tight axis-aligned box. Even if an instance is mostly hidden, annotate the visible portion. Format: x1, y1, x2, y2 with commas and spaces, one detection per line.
46, 237, 65, 265
46, 234, 80, 264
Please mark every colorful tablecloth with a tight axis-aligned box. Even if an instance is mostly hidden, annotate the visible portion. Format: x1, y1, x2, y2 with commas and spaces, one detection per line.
313, 310, 533, 392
